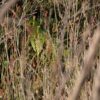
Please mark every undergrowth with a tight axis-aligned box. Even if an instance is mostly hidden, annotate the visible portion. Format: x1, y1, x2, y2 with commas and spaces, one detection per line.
0, 0, 100, 100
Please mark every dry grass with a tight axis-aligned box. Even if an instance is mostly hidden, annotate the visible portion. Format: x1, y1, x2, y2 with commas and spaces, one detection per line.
0, 0, 100, 100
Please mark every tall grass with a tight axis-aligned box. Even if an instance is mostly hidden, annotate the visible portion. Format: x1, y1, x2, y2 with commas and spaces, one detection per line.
0, 0, 100, 100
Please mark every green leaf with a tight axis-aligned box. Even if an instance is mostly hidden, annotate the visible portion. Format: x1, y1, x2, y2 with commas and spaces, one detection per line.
30, 36, 36, 52
63, 49, 70, 57
2, 60, 9, 68
35, 39, 43, 55
30, 32, 45, 56
29, 17, 46, 55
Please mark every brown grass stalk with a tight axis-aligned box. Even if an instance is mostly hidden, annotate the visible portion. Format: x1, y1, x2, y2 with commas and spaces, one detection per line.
68, 27, 100, 100
0, 0, 17, 23
92, 62, 100, 100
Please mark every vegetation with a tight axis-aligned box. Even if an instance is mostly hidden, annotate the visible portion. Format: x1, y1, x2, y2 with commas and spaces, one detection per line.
0, 0, 100, 100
